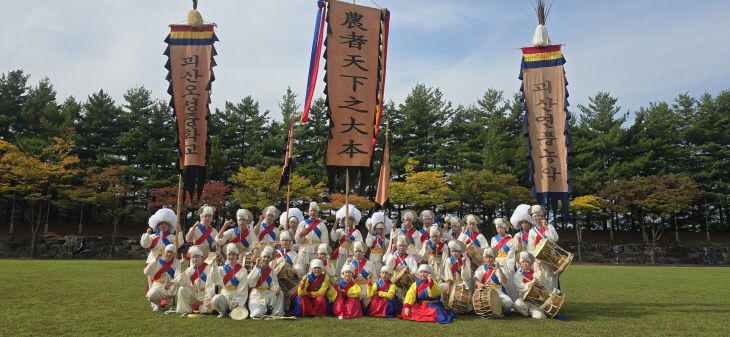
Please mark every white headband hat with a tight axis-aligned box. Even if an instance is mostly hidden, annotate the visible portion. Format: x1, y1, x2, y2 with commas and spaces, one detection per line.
510, 204, 535, 230
417, 264, 433, 274
447, 240, 460, 251
279, 231, 292, 241
528, 205, 545, 216
449, 217, 462, 227
148, 208, 177, 233
200, 206, 215, 217
341, 264, 355, 274
375, 222, 385, 230
310, 259, 324, 269
280, 208, 304, 227
401, 210, 416, 221
317, 243, 329, 254
165, 244, 176, 252
336, 204, 362, 224
236, 209, 252, 221
188, 246, 204, 257
226, 244, 240, 255
519, 251, 534, 263
396, 236, 408, 246
261, 246, 274, 258
309, 201, 320, 212
493, 218, 510, 229
429, 225, 441, 237
483, 247, 496, 258
264, 206, 279, 217
465, 214, 480, 225
380, 265, 393, 275
353, 241, 364, 252
420, 210, 434, 220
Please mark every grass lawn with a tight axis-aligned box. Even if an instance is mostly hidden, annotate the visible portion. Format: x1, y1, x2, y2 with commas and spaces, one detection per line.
0, 260, 728, 336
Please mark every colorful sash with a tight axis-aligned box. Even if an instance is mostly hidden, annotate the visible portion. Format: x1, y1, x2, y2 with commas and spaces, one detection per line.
258, 223, 276, 243
481, 265, 495, 284
378, 280, 392, 293
450, 256, 462, 275
428, 239, 446, 255
493, 235, 512, 252
403, 227, 416, 245
150, 232, 172, 250
520, 230, 529, 244
465, 230, 481, 248
352, 258, 369, 280
193, 225, 213, 246
416, 280, 432, 298
254, 267, 272, 288
370, 235, 383, 249
419, 228, 430, 243
521, 269, 534, 283
302, 219, 322, 239
338, 280, 356, 293
190, 262, 208, 283
230, 227, 250, 247
306, 274, 325, 292
223, 264, 242, 286
533, 226, 547, 245
331, 228, 357, 259
151, 258, 174, 282
395, 253, 409, 267
277, 249, 293, 266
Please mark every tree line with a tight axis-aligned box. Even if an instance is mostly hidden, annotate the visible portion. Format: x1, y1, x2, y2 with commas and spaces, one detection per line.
1, 69, 728, 256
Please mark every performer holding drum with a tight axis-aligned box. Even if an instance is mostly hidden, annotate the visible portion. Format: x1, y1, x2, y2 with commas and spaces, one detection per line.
442, 240, 472, 314
386, 236, 419, 301
473, 247, 513, 315
458, 214, 488, 270
513, 251, 564, 319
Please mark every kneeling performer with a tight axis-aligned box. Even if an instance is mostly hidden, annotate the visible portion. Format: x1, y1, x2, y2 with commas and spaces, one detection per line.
144, 244, 181, 311
176, 246, 217, 316
290, 259, 331, 317
398, 264, 452, 324
473, 247, 513, 312
211, 244, 249, 318
247, 246, 284, 319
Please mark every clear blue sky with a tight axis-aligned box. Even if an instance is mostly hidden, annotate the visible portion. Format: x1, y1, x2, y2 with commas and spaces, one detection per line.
3, 0, 729, 120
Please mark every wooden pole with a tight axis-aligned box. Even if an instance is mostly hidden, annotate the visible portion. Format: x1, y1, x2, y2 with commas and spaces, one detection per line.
345, 168, 350, 262
175, 174, 184, 262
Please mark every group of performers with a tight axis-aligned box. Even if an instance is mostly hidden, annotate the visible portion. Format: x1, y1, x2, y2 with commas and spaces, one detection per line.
141, 202, 570, 322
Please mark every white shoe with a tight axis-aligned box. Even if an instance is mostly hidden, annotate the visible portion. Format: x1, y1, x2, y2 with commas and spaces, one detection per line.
217, 312, 228, 318
180, 313, 188, 318
152, 304, 160, 312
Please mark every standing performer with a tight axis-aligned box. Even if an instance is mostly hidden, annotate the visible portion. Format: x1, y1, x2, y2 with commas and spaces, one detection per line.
513, 251, 552, 319
420, 225, 448, 284
141, 208, 183, 292
510, 204, 534, 253
295, 202, 329, 268
279, 208, 304, 250
185, 206, 218, 258
442, 240, 472, 304
330, 204, 364, 277
366, 212, 390, 279
365, 266, 402, 318
211, 244, 249, 318
390, 210, 421, 258
447, 216, 463, 242
144, 244, 181, 311
176, 246, 217, 316
255, 206, 280, 253
290, 259, 331, 317
386, 236, 418, 300
473, 247, 514, 312
527, 205, 559, 252
458, 214, 488, 268
316, 243, 336, 279
398, 264, 452, 324
328, 264, 365, 319
346, 241, 376, 298
216, 209, 256, 264
247, 246, 284, 319
418, 210, 435, 253
491, 218, 519, 268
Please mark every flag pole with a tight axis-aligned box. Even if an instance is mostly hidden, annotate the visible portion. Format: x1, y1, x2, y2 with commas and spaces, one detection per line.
345, 168, 350, 262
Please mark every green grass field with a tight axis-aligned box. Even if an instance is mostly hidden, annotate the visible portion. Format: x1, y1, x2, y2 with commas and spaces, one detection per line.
0, 260, 728, 337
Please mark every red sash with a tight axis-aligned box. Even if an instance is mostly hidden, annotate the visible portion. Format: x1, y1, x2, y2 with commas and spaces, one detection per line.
405, 227, 416, 241
378, 280, 392, 293
481, 267, 494, 284
469, 231, 480, 244
419, 230, 430, 243
223, 264, 243, 285
230, 228, 249, 244
522, 270, 534, 283
433, 241, 446, 254
302, 219, 321, 236
535, 227, 547, 245
149, 232, 169, 250
254, 268, 272, 288
193, 226, 214, 246
370, 235, 383, 249
258, 224, 275, 243
331, 228, 357, 259
416, 280, 431, 295
341, 281, 355, 293
151, 259, 173, 282
307, 274, 325, 292
353, 258, 367, 278
190, 262, 208, 283
450, 260, 463, 275
495, 235, 512, 251
277, 248, 291, 259
395, 253, 409, 266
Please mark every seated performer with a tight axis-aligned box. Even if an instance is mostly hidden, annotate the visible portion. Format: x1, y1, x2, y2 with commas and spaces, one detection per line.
366, 212, 390, 281
491, 218, 518, 268
216, 209, 256, 264
316, 243, 336, 279
247, 246, 284, 319
330, 204, 363, 277
419, 225, 448, 283
386, 236, 419, 300
255, 206, 280, 252
279, 208, 303, 250
185, 206, 218, 258
211, 244, 248, 318
473, 247, 514, 312
346, 241, 375, 298
328, 264, 365, 319
418, 210, 436, 252
366, 266, 402, 318
513, 251, 552, 319
442, 240, 472, 302
290, 258, 331, 317
144, 244, 181, 311
390, 210, 421, 258
510, 204, 534, 252
296, 202, 328, 269
141, 208, 182, 293
398, 264, 452, 324
176, 246, 217, 316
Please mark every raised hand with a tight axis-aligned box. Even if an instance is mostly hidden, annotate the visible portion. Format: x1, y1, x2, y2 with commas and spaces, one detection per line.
147, 228, 153, 234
